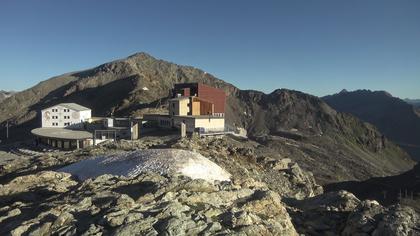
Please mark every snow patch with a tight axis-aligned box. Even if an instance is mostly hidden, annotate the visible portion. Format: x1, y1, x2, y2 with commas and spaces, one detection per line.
59, 149, 231, 182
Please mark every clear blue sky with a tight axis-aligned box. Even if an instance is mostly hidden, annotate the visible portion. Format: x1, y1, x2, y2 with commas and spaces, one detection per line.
1, 0, 419, 98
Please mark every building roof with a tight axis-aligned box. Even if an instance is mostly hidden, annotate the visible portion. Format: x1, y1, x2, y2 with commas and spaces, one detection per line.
42, 103, 91, 112
59, 103, 91, 111
175, 115, 225, 119
169, 96, 190, 101
31, 128, 92, 140
144, 114, 224, 120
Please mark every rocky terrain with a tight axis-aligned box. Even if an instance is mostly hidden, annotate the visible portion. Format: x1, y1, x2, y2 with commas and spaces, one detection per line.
0, 53, 415, 184
326, 163, 420, 208
324, 89, 420, 161
0, 90, 15, 103
0, 52, 418, 234
0, 135, 418, 235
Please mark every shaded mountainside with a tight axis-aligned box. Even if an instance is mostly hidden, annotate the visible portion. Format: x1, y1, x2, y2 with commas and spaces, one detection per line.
0, 53, 415, 184
226, 89, 414, 183
326, 163, 420, 209
323, 90, 420, 161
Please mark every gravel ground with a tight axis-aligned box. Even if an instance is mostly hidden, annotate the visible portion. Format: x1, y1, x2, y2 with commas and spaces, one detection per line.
0, 151, 21, 165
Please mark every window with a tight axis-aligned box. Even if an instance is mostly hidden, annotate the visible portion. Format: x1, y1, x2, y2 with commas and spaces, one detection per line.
159, 120, 171, 126
64, 116, 70, 119
64, 122, 70, 126
52, 108, 58, 112
64, 109, 70, 112
52, 122, 59, 126
52, 116, 58, 119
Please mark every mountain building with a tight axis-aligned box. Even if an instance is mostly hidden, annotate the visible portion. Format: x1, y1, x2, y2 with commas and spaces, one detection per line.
41, 103, 91, 128
30, 83, 226, 149
172, 83, 226, 116
31, 103, 140, 149
144, 83, 226, 133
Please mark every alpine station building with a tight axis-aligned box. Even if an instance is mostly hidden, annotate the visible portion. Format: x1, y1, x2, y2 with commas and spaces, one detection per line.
143, 83, 226, 133
31, 103, 140, 150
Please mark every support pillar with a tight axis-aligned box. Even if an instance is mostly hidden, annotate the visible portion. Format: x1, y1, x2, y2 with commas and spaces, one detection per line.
180, 123, 186, 138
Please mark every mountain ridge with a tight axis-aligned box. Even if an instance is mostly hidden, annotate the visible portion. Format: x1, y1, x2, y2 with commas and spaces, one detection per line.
323, 89, 420, 161
0, 52, 414, 184
0, 90, 16, 103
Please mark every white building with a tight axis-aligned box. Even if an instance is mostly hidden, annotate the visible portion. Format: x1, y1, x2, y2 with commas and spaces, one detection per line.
41, 103, 91, 129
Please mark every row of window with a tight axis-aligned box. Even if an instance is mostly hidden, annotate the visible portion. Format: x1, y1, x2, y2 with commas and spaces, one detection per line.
51, 108, 70, 112
51, 122, 72, 126
52, 115, 71, 119
159, 120, 171, 126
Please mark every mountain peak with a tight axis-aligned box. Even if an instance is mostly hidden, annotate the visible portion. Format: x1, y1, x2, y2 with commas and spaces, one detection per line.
126, 52, 156, 60
339, 89, 348, 94
376, 90, 393, 98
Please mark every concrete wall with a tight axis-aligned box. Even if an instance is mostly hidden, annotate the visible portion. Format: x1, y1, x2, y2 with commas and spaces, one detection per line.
169, 98, 190, 116
157, 116, 173, 128
145, 113, 224, 133
173, 116, 225, 133
38, 137, 92, 150
41, 105, 92, 128
195, 117, 225, 132
173, 117, 196, 132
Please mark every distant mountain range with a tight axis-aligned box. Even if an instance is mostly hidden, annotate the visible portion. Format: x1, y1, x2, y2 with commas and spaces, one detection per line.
0, 90, 15, 102
405, 98, 420, 108
0, 53, 414, 184
323, 89, 420, 161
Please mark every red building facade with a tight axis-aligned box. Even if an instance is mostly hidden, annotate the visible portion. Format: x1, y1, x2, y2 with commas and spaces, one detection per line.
173, 83, 226, 115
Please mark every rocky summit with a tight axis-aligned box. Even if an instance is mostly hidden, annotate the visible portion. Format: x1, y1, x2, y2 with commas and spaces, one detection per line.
0, 134, 419, 235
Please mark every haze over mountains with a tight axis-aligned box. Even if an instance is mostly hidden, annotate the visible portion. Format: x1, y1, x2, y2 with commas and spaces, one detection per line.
405, 99, 420, 108
323, 89, 420, 161
0, 52, 415, 185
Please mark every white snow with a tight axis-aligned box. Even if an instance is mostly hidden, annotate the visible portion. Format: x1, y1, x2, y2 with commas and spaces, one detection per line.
59, 149, 231, 182
142, 87, 149, 91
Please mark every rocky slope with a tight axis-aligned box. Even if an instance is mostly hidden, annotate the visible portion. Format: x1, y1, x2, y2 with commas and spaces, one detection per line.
324, 89, 420, 161
325, 163, 420, 208
0, 53, 415, 184
0, 90, 15, 102
0, 135, 418, 235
